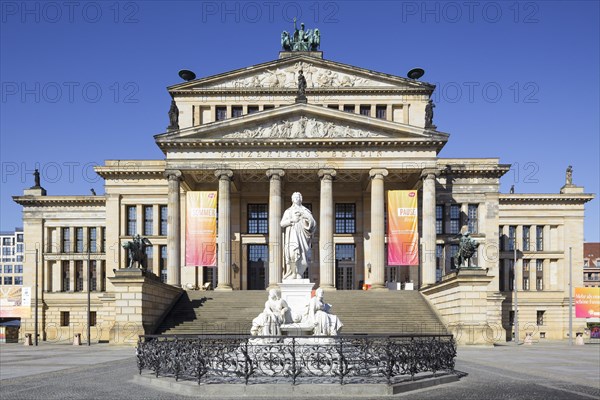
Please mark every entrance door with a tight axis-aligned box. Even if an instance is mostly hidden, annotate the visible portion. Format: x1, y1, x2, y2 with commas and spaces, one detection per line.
202, 267, 217, 289
335, 244, 355, 290
248, 244, 267, 290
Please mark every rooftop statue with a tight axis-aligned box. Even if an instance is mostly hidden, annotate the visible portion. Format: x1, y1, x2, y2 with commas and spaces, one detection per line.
425, 99, 436, 129
566, 165, 573, 185
281, 18, 321, 52
167, 99, 179, 131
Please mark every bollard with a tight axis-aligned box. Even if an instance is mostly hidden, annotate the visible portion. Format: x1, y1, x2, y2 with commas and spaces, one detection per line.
24, 333, 32, 346
575, 333, 584, 346
73, 333, 81, 346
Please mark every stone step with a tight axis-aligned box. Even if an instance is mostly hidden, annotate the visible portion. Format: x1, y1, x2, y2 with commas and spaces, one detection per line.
156, 290, 446, 336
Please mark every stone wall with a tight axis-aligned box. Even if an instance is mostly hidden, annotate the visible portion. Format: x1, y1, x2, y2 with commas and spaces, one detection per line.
109, 268, 183, 345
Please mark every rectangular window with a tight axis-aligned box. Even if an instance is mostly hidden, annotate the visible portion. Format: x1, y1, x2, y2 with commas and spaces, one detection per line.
536, 259, 543, 272
89, 311, 97, 327
16, 243, 23, 253
335, 204, 356, 234
62, 227, 71, 253
359, 105, 370, 116
90, 260, 97, 291
449, 205, 461, 234
215, 106, 227, 121
160, 245, 167, 283
523, 259, 530, 272
335, 244, 356, 261
248, 204, 268, 234
102, 227, 106, 253
508, 259, 515, 291
145, 246, 153, 271
375, 105, 387, 119
75, 261, 83, 292
127, 206, 137, 236
536, 259, 543, 290
232, 106, 243, 118
436, 205, 444, 234
14, 265, 23, 273
4, 265, 12, 273
1, 247, 11, 256
247, 105, 259, 114
436, 244, 444, 281
3, 276, 12, 285
2, 238, 12, 245
508, 226, 516, 251
62, 261, 70, 291
536, 226, 544, 251
327, 104, 339, 110
262, 104, 275, 110
536, 310, 545, 326
449, 244, 459, 270
17, 234, 23, 242
14, 276, 23, 285
89, 227, 97, 253
16, 255, 23, 262
60, 311, 70, 327
75, 227, 84, 253
143, 205, 153, 236
160, 206, 168, 236
522, 226, 530, 251
467, 204, 478, 233
343, 104, 354, 113
523, 276, 530, 290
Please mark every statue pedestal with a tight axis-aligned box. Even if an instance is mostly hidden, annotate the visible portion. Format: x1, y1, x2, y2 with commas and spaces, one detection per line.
279, 279, 314, 321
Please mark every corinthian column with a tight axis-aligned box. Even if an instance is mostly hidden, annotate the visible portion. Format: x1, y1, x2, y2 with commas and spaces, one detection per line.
369, 169, 388, 290
266, 169, 285, 289
164, 170, 182, 287
215, 169, 233, 291
318, 169, 336, 290
421, 169, 439, 287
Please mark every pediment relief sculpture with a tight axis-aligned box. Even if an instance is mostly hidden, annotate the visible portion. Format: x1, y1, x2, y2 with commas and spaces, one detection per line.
221, 116, 388, 139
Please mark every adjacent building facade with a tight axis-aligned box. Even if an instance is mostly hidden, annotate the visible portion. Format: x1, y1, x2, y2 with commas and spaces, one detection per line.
0, 228, 24, 287
583, 243, 600, 287
12, 45, 594, 343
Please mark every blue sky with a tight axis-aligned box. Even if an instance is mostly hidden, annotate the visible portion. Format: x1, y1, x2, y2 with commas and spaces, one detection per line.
1, 0, 598, 241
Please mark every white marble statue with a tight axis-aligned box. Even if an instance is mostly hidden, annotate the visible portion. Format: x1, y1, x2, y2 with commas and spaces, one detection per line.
250, 289, 291, 336
280, 192, 317, 280
305, 288, 343, 336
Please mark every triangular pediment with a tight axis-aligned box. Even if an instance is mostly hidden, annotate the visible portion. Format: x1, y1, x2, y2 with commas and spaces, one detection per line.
168, 54, 434, 92
155, 103, 448, 144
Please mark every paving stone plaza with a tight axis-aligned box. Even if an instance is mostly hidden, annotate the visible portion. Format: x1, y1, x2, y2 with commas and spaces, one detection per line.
1, 342, 598, 399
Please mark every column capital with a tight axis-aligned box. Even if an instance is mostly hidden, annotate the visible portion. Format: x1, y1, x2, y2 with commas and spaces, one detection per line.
369, 168, 388, 179
421, 168, 440, 180
318, 169, 337, 180
164, 169, 182, 181
214, 169, 234, 180
266, 169, 285, 180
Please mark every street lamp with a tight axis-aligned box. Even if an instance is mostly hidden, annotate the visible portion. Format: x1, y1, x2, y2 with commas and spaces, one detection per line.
513, 245, 519, 345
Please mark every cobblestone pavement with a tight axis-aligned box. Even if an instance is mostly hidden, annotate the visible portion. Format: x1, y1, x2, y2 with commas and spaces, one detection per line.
0, 342, 598, 399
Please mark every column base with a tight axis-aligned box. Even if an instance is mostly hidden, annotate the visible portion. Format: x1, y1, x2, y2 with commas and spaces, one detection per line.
215, 285, 233, 291
319, 284, 336, 291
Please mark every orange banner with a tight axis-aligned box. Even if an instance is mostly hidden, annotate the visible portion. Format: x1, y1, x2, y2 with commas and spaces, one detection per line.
185, 191, 217, 267
387, 190, 419, 266
575, 287, 600, 318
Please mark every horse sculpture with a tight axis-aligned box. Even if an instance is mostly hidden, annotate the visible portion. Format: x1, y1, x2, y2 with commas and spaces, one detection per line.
122, 234, 152, 269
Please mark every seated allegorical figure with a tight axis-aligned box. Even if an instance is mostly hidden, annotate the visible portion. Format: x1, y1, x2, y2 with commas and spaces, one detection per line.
250, 289, 292, 336
304, 288, 343, 336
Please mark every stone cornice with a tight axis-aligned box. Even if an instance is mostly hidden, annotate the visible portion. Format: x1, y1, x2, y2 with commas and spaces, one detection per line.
499, 193, 595, 205
13, 195, 106, 206
438, 161, 511, 178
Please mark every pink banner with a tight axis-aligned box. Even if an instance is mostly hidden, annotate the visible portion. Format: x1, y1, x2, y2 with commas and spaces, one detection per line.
387, 190, 419, 266
185, 191, 217, 267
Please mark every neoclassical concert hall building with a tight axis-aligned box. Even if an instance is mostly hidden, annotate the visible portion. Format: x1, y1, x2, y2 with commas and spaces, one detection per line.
13, 39, 594, 344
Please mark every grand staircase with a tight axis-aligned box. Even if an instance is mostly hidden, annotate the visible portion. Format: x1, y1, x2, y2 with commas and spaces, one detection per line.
156, 290, 447, 335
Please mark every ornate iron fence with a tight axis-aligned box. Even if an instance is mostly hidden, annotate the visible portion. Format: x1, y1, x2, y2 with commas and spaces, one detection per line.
137, 334, 456, 385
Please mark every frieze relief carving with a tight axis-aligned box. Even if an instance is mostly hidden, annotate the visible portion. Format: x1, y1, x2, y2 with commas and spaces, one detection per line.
222, 116, 387, 139
205, 62, 388, 89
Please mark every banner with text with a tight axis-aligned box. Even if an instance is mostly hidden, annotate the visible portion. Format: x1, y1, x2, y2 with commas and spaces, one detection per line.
575, 287, 600, 318
186, 191, 217, 267
387, 190, 419, 266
